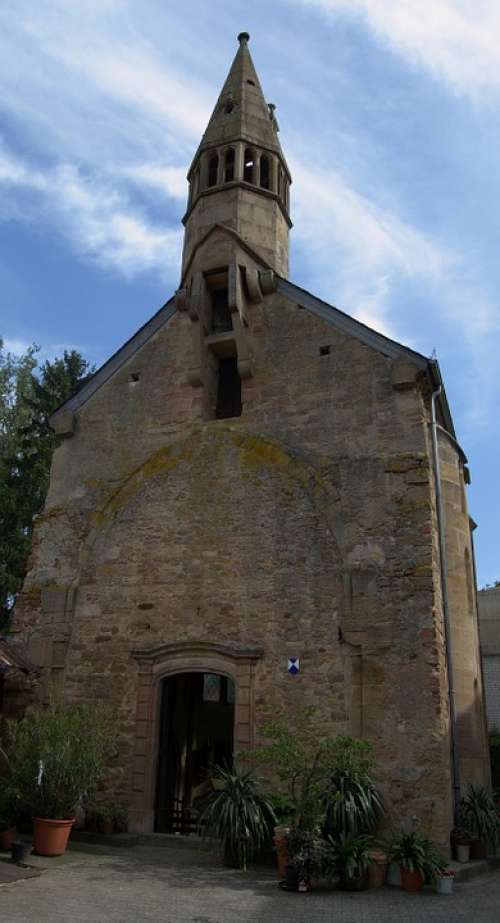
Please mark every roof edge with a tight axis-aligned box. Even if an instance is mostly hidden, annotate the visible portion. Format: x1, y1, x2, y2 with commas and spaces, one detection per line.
50, 297, 176, 424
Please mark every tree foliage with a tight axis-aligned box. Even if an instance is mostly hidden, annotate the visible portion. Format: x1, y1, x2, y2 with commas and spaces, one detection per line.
0, 339, 92, 628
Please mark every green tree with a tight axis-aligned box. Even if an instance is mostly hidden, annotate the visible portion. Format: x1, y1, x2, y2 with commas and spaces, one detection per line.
0, 340, 92, 628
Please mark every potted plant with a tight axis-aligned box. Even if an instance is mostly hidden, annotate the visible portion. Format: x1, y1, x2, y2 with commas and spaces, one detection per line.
93, 802, 114, 835
5, 703, 117, 856
435, 867, 455, 895
0, 782, 18, 851
327, 832, 373, 890
285, 828, 325, 892
322, 737, 384, 840
198, 764, 276, 871
112, 803, 129, 833
460, 783, 500, 859
367, 847, 388, 888
389, 830, 428, 892
451, 826, 472, 863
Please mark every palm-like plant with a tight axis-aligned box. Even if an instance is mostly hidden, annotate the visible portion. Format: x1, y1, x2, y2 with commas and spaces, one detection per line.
325, 767, 384, 836
326, 832, 374, 885
461, 783, 500, 849
198, 764, 276, 870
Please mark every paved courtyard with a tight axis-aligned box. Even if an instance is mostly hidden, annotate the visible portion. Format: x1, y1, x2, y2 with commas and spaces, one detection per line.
2, 842, 500, 923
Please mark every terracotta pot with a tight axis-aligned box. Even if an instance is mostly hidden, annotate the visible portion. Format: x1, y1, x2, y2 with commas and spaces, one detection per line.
401, 868, 424, 892
368, 849, 388, 888
33, 817, 75, 856
470, 839, 487, 860
0, 826, 17, 850
99, 819, 114, 835
273, 825, 290, 880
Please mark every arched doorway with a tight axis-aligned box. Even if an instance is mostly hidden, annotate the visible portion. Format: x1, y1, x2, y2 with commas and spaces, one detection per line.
155, 671, 235, 833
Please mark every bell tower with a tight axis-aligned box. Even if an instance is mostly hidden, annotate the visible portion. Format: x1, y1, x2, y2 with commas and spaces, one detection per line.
181, 32, 292, 284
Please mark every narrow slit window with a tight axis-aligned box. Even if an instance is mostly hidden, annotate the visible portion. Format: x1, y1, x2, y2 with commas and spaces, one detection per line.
224, 148, 235, 183
216, 357, 242, 419
208, 154, 218, 187
260, 155, 270, 190
244, 148, 254, 184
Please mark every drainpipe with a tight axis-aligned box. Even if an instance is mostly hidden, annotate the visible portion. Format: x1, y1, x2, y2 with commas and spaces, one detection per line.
430, 385, 461, 818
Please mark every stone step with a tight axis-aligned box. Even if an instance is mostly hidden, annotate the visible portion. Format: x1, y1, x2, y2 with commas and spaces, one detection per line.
451, 856, 500, 883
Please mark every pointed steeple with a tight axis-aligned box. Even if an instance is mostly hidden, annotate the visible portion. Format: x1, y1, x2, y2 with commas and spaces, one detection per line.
196, 32, 285, 159
181, 33, 292, 281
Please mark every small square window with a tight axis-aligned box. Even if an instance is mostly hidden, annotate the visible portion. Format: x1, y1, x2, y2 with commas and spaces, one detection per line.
319, 345, 331, 356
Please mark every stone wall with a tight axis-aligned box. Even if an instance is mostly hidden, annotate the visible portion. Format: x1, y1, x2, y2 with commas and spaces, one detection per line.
437, 430, 490, 786
478, 587, 500, 730
11, 289, 464, 842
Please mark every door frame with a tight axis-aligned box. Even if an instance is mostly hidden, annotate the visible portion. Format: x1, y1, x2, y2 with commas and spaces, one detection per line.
129, 640, 263, 832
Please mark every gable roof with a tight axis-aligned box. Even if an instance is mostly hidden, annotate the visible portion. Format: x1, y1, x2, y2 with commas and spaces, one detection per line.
50, 273, 456, 440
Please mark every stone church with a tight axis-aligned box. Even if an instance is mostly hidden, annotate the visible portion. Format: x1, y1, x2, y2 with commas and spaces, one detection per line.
8, 33, 490, 842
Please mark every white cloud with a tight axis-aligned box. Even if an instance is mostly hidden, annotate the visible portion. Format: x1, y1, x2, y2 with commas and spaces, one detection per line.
291, 157, 449, 339
122, 164, 187, 200
0, 149, 182, 280
294, 0, 500, 97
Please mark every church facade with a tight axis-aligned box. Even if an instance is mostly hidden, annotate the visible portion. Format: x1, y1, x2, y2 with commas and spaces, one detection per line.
9, 34, 489, 843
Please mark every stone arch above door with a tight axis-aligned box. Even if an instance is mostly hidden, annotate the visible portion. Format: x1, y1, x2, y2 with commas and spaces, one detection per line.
129, 640, 263, 832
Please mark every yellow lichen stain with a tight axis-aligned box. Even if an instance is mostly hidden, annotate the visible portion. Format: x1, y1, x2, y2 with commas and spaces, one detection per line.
92, 444, 191, 527
232, 433, 290, 471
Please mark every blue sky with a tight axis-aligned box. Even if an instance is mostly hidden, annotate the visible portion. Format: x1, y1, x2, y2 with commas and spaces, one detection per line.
0, 0, 499, 586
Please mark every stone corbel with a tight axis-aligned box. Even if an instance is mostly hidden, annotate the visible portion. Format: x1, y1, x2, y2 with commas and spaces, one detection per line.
185, 272, 210, 386
174, 287, 188, 312
391, 359, 419, 391
228, 263, 248, 327
51, 410, 75, 438
259, 269, 277, 295
245, 268, 263, 304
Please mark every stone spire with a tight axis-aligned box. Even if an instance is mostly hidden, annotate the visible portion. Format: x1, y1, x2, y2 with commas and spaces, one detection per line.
196, 31, 285, 158
181, 33, 292, 282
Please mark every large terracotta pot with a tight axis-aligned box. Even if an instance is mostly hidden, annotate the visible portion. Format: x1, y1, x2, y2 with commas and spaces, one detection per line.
401, 867, 424, 892
367, 849, 388, 888
33, 817, 75, 856
273, 825, 290, 879
0, 826, 17, 850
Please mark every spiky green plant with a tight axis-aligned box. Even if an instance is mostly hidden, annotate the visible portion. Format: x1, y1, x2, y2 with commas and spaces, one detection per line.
198, 765, 276, 870
323, 738, 383, 838
461, 782, 500, 849
389, 830, 428, 873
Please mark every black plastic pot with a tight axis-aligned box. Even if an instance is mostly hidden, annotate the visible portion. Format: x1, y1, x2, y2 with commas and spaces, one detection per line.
11, 839, 32, 864
284, 864, 299, 891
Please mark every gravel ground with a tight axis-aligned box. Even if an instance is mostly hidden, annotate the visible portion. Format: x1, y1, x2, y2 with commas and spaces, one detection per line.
1, 842, 500, 923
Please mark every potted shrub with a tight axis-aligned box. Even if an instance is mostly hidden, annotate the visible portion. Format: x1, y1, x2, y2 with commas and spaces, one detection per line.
389, 830, 427, 892
461, 783, 500, 859
435, 867, 455, 895
0, 782, 18, 851
327, 832, 373, 890
198, 764, 276, 871
322, 737, 384, 841
285, 828, 325, 892
93, 802, 114, 835
112, 803, 129, 833
5, 703, 117, 856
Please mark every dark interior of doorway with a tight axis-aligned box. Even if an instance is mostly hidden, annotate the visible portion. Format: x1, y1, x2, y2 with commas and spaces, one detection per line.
155, 672, 234, 834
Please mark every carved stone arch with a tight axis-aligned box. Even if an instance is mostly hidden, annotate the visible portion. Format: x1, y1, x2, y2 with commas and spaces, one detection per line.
129, 640, 263, 832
